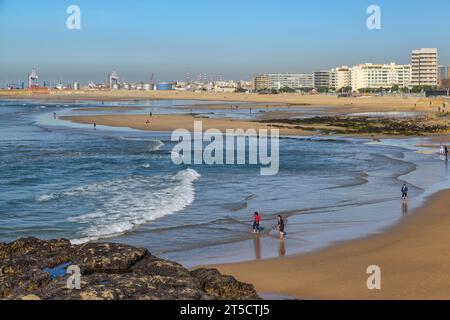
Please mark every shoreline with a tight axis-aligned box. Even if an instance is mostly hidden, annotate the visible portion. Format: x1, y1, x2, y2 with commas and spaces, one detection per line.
2, 90, 447, 111
210, 188, 450, 300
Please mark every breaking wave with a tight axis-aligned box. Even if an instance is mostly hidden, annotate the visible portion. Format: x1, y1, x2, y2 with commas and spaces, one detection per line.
37, 169, 200, 244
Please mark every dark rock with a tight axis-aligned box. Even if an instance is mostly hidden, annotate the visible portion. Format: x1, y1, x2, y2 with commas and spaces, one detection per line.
71, 242, 147, 275
0, 238, 260, 300
191, 268, 261, 300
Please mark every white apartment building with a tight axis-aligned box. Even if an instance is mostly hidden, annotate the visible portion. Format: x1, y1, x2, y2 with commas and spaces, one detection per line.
313, 71, 331, 88
329, 66, 351, 90
350, 63, 411, 90
213, 80, 238, 93
252, 74, 269, 90
411, 48, 439, 86
267, 73, 314, 89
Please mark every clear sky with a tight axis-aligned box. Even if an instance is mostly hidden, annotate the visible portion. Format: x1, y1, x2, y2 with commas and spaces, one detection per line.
0, 0, 449, 85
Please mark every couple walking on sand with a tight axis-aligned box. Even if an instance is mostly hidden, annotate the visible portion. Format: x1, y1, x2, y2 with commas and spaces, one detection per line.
253, 212, 285, 240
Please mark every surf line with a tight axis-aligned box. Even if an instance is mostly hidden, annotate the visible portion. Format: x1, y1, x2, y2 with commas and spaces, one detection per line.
171, 121, 279, 176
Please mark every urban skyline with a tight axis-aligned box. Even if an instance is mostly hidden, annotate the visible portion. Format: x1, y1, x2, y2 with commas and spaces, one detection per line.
8, 47, 449, 93
1, 0, 450, 85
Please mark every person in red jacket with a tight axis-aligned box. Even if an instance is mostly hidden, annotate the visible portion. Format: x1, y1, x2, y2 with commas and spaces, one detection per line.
253, 212, 261, 234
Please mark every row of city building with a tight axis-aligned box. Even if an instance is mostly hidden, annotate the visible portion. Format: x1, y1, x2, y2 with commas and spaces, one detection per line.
253, 48, 448, 92
16, 68, 254, 93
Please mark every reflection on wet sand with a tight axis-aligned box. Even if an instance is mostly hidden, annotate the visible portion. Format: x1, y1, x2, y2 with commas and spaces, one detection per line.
253, 236, 261, 260
279, 240, 286, 257
253, 235, 286, 259
402, 202, 408, 216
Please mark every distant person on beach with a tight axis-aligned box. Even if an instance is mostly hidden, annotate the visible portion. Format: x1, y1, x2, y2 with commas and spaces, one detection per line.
445, 145, 449, 160
93, 123, 97, 130
253, 212, 261, 233
440, 144, 445, 155
277, 215, 285, 240
401, 184, 408, 201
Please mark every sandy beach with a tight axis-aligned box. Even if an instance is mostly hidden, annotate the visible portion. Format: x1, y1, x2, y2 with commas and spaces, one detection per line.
62, 114, 312, 136
3, 89, 449, 112
210, 189, 450, 300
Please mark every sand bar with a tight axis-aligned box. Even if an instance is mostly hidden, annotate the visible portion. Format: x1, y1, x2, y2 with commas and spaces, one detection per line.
62, 114, 312, 136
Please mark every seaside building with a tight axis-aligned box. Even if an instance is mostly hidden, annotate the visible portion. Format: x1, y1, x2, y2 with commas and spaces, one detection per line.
329, 66, 351, 90
438, 65, 449, 84
253, 74, 269, 91
143, 83, 153, 91
313, 71, 331, 89
239, 80, 253, 92
411, 48, 439, 86
253, 73, 313, 91
155, 82, 173, 91
268, 73, 314, 90
350, 63, 412, 91
213, 80, 238, 93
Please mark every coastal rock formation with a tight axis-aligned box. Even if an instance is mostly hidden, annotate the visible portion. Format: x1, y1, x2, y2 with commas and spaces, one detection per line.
0, 238, 260, 300
263, 116, 449, 135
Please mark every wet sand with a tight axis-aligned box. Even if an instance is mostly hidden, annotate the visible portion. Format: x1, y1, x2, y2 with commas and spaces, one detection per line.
72, 106, 145, 112
210, 189, 450, 300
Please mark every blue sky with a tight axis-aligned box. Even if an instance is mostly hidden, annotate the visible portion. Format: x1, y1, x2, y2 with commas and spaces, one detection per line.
0, 0, 449, 85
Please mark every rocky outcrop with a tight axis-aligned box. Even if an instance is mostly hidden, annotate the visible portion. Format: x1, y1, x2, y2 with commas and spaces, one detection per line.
0, 238, 260, 300
191, 268, 260, 300
262, 116, 449, 135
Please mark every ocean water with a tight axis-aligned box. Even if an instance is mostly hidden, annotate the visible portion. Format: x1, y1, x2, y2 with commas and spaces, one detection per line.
1, 99, 449, 267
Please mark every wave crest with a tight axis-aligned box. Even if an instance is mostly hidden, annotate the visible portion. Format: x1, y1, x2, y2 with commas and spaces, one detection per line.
38, 169, 200, 244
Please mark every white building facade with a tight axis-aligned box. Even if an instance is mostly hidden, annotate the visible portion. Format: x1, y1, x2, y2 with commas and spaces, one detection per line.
330, 66, 351, 90
267, 73, 314, 89
350, 63, 411, 91
411, 48, 439, 86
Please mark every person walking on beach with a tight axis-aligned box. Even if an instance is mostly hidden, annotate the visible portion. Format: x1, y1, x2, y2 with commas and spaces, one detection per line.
440, 144, 445, 155
401, 184, 409, 201
93, 123, 97, 130
253, 212, 261, 233
277, 215, 285, 240
445, 145, 449, 160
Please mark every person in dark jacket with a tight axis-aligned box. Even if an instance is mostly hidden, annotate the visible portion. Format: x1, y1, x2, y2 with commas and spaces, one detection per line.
401, 184, 408, 201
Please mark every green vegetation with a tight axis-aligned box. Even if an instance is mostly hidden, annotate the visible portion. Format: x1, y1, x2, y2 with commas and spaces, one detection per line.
410, 85, 439, 93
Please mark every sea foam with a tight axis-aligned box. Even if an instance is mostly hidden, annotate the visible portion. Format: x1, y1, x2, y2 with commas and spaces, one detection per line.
68, 169, 200, 244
